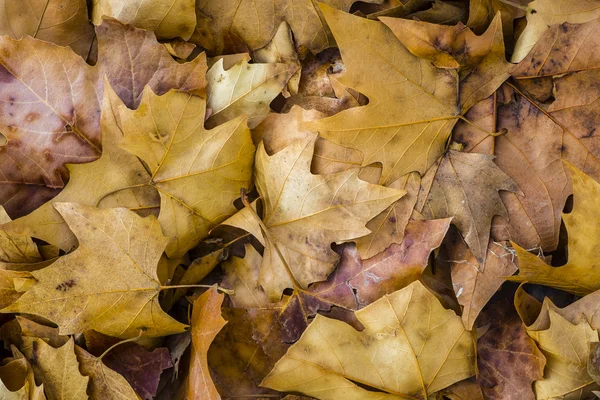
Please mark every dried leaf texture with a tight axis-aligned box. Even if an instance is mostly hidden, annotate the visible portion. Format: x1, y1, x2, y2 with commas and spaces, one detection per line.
306, 4, 459, 186
222, 135, 403, 300
3, 203, 188, 338
262, 281, 476, 399
119, 88, 255, 257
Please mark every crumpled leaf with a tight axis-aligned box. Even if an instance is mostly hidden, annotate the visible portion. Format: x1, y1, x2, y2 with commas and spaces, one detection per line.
0, 19, 207, 219
0, 0, 95, 58
262, 280, 476, 399
416, 150, 520, 263
447, 238, 518, 330
194, 0, 383, 54
305, 4, 459, 186
205, 58, 297, 129
2, 203, 188, 338
187, 287, 227, 400
221, 135, 403, 300
510, 164, 600, 295
119, 87, 255, 257
0, 345, 45, 400
526, 309, 599, 399
512, 0, 600, 62
92, 0, 196, 40
22, 338, 89, 400
477, 298, 546, 400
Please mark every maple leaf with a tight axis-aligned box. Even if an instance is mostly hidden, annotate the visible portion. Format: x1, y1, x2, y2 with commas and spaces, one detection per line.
188, 287, 227, 400
221, 135, 403, 299
510, 164, 600, 295
23, 338, 89, 400
194, 0, 384, 54
0, 19, 207, 218
512, 0, 600, 62
416, 150, 520, 263
92, 0, 196, 40
119, 87, 255, 257
0, 0, 95, 58
2, 203, 188, 338
305, 5, 460, 186
262, 281, 476, 399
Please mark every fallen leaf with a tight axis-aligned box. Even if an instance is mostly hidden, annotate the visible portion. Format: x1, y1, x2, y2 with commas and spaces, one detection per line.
447, 238, 518, 329
92, 0, 196, 40
0, 207, 41, 265
22, 338, 89, 400
0, 0, 95, 58
205, 57, 297, 129
187, 287, 227, 400
262, 280, 476, 399
467, 0, 528, 46
0, 270, 34, 309
221, 135, 403, 299
305, 4, 459, 186
194, 0, 384, 54
476, 298, 546, 400
512, 0, 600, 62
2, 203, 188, 338
510, 164, 600, 295
119, 87, 255, 257
416, 150, 520, 263
0, 345, 45, 400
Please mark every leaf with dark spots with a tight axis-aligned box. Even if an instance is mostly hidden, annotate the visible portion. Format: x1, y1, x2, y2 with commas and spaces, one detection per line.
477, 298, 546, 400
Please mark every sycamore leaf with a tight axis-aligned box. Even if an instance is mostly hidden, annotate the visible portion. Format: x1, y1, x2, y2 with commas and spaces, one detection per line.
221, 135, 403, 300
477, 299, 545, 400
0, 346, 45, 400
2, 203, 188, 338
0, 270, 34, 309
92, 0, 196, 40
354, 172, 420, 259
526, 310, 599, 399
447, 238, 518, 330
0, 19, 207, 219
23, 338, 89, 400
416, 150, 520, 263
512, 0, 600, 62
187, 287, 227, 400
119, 88, 255, 258
73, 346, 138, 400
193, 0, 384, 54
262, 281, 476, 399
173, 249, 224, 303
2, 84, 159, 253
0, 0, 95, 58
304, 5, 460, 186
0, 207, 41, 264
467, 0, 528, 45
510, 164, 600, 295
206, 58, 297, 129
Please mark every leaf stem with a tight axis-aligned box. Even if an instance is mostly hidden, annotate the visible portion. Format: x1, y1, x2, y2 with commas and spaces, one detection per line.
98, 329, 145, 361
160, 284, 234, 295
94, 183, 153, 206
457, 115, 507, 137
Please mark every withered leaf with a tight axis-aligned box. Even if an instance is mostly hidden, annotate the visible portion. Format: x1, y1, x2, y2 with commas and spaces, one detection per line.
0, 345, 45, 400
3, 203, 188, 338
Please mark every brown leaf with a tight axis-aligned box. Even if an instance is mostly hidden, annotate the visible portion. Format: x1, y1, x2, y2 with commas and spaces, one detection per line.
0, 345, 45, 400
188, 287, 227, 400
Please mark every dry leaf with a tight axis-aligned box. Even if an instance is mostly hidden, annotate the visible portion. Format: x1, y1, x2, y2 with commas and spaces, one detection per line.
187, 287, 227, 400
0, 345, 45, 400
3, 203, 188, 338
119, 87, 255, 257
416, 150, 520, 263
262, 280, 476, 399
221, 135, 403, 300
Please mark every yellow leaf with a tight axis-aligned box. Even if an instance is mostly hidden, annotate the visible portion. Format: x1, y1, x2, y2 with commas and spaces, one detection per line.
188, 286, 227, 400
2, 203, 188, 338
262, 280, 476, 399
0, 207, 41, 264
92, 0, 196, 40
305, 4, 459, 185
510, 163, 600, 295
221, 135, 404, 300
0, 345, 45, 400
119, 87, 255, 258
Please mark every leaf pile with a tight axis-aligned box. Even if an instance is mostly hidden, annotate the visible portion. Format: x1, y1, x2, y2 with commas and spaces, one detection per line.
2, 1, 600, 399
